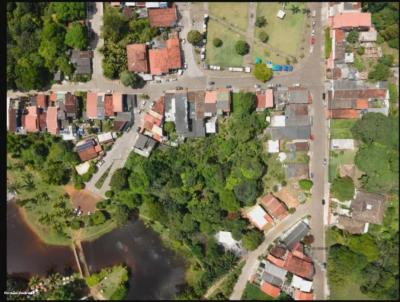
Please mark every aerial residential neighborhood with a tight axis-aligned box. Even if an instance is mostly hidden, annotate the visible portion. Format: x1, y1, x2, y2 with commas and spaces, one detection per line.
6, 2, 399, 301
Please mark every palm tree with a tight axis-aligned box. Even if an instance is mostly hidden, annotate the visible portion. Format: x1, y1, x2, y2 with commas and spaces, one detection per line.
302, 8, 311, 16
290, 5, 301, 14
23, 173, 35, 190
8, 181, 22, 194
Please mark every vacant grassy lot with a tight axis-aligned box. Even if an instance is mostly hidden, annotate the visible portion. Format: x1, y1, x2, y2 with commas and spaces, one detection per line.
206, 19, 245, 67
329, 150, 356, 182
242, 282, 274, 300
252, 3, 307, 65
329, 277, 373, 300
330, 119, 356, 139
209, 2, 249, 32
284, 151, 310, 164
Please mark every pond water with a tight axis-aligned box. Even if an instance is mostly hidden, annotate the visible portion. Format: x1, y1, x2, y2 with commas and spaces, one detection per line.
7, 202, 186, 299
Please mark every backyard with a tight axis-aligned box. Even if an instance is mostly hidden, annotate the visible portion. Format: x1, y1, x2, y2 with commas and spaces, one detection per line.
252, 2, 308, 65
205, 19, 245, 67
242, 282, 274, 300
329, 119, 356, 139
329, 150, 356, 182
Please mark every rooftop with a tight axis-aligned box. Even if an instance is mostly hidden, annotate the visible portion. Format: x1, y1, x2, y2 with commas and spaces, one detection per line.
86, 92, 98, 119
247, 205, 272, 230
126, 44, 149, 73
260, 281, 281, 298
260, 194, 288, 220
281, 221, 310, 249
331, 12, 371, 29
284, 251, 314, 280
148, 6, 177, 27
351, 191, 385, 225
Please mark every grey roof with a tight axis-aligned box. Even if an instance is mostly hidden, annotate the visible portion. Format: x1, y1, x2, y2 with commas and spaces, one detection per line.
285, 116, 311, 127
71, 50, 92, 75
262, 272, 284, 287
188, 118, 206, 138
328, 99, 354, 109
204, 103, 217, 114
288, 89, 309, 104
264, 261, 287, 280
351, 191, 385, 224
285, 104, 309, 117
174, 92, 189, 136
270, 125, 311, 140
333, 79, 366, 90
30, 96, 37, 106
285, 163, 309, 179
337, 215, 365, 234
164, 92, 175, 121
365, 107, 389, 116
126, 94, 137, 111
115, 111, 133, 122
135, 133, 156, 150
97, 95, 105, 119
281, 221, 310, 249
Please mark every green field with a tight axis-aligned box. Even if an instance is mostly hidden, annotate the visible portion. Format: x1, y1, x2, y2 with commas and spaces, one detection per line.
242, 282, 274, 300
329, 150, 356, 182
284, 151, 310, 164
206, 19, 245, 67
209, 2, 249, 32
330, 119, 356, 139
252, 2, 307, 65
329, 275, 374, 300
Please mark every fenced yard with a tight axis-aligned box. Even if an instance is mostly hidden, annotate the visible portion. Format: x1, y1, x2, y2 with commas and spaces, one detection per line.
252, 2, 308, 65
205, 19, 245, 67
330, 119, 356, 139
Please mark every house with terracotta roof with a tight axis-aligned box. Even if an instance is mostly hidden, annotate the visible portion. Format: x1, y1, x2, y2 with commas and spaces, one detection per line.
86, 92, 98, 119
113, 92, 124, 113
283, 251, 314, 280
104, 94, 114, 117
294, 289, 313, 301
256, 89, 274, 111
24, 106, 40, 133
149, 34, 182, 75
46, 107, 59, 135
64, 93, 78, 119
36, 94, 49, 109
76, 138, 102, 162
126, 44, 149, 73
260, 281, 281, 298
328, 109, 360, 119
260, 194, 288, 220
148, 5, 177, 28
331, 12, 371, 30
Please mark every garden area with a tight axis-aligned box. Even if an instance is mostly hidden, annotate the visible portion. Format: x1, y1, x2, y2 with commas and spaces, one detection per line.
205, 20, 245, 67
329, 119, 356, 139
328, 150, 356, 182
252, 3, 308, 65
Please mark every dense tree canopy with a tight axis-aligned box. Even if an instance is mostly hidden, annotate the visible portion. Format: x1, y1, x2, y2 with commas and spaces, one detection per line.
49, 2, 86, 23
65, 22, 88, 50
253, 63, 273, 82
330, 176, 355, 201
120, 71, 145, 88
235, 40, 250, 55
187, 30, 203, 46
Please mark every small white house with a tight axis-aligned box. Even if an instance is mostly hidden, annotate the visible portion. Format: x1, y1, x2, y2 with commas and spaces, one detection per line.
291, 275, 313, 292
247, 205, 271, 230
345, 52, 354, 63
277, 10, 286, 19
267, 140, 280, 153
75, 161, 91, 176
331, 139, 355, 150
206, 118, 217, 133
271, 115, 286, 127
98, 132, 114, 144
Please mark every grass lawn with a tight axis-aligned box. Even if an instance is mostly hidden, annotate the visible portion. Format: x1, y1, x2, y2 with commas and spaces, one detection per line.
79, 219, 117, 242
206, 19, 245, 67
209, 2, 249, 32
253, 2, 307, 65
329, 150, 356, 182
330, 119, 356, 139
284, 151, 310, 164
381, 41, 399, 66
329, 277, 373, 300
242, 282, 274, 300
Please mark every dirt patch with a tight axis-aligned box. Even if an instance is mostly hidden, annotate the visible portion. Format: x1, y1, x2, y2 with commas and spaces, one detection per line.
64, 185, 103, 214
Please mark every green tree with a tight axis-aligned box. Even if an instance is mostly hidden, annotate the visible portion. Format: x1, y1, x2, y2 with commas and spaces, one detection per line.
65, 22, 88, 50
356, 47, 365, 55
253, 63, 273, 82
14, 54, 51, 91
368, 63, 390, 81
164, 121, 176, 135
235, 40, 250, 55
113, 205, 129, 227
290, 5, 301, 14
331, 176, 355, 201
219, 190, 240, 212
70, 219, 82, 230
102, 6, 129, 43
351, 113, 393, 147
90, 211, 107, 225
110, 168, 129, 191
213, 38, 223, 47
259, 31, 269, 43
346, 29, 359, 44
49, 2, 86, 23
187, 30, 202, 46
378, 54, 394, 67
242, 230, 263, 250
120, 70, 144, 88
299, 179, 313, 191
255, 16, 267, 27
233, 179, 257, 206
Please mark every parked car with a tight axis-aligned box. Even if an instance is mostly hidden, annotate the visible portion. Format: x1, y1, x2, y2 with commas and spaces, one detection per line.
97, 159, 105, 167
184, 63, 188, 69
208, 81, 215, 85
181, 38, 186, 44
323, 158, 327, 165
293, 83, 301, 87
254, 84, 260, 89
322, 199, 326, 205
226, 84, 232, 88
312, 29, 315, 35
283, 65, 290, 71
287, 65, 294, 71
322, 93, 326, 100
310, 36, 315, 45
176, 86, 183, 90
312, 21, 316, 27
310, 172, 314, 179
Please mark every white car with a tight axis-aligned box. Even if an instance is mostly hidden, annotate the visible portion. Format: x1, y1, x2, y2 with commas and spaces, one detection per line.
181, 38, 186, 44
293, 83, 301, 87
184, 63, 188, 69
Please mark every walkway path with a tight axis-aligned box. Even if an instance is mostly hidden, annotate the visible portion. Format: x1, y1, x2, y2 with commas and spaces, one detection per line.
244, 2, 257, 66
89, 2, 105, 82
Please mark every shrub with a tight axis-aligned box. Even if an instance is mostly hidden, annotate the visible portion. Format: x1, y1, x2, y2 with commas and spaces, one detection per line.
253, 63, 272, 82
299, 179, 313, 191
378, 54, 394, 67
288, 208, 296, 214
324, 27, 332, 59
356, 47, 365, 55
242, 230, 264, 250
213, 38, 223, 47
331, 176, 355, 201
105, 190, 114, 198
368, 63, 390, 81
187, 30, 202, 46
120, 71, 145, 88
235, 40, 250, 55
346, 29, 359, 44
255, 16, 267, 27
70, 219, 82, 230
259, 31, 269, 43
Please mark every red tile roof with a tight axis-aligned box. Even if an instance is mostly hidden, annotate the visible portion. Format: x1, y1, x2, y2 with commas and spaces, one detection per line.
113, 92, 123, 112
334, 88, 387, 99
284, 252, 314, 280
25, 106, 39, 132
148, 6, 177, 27
260, 281, 281, 298
86, 92, 97, 119
329, 109, 360, 119
355, 98, 368, 109
265, 213, 274, 224
46, 106, 59, 135
266, 254, 286, 268
104, 94, 114, 117
260, 194, 288, 220
78, 147, 98, 162
256, 89, 274, 109
149, 36, 182, 75
126, 44, 149, 73
49, 93, 57, 103
152, 96, 164, 115
334, 29, 345, 42
36, 94, 48, 109
64, 93, 77, 114
332, 12, 371, 29
205, 91, 217, 104
8, 109, 16, 132
294, 289, 314, 301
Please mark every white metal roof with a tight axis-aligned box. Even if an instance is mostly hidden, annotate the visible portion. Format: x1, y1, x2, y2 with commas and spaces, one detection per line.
215, 231, 238, 249
277, 10, 286, 19
271, 115, 286, 127
291, 275, 313, 292
268, 140, 280, 153
248, 205, 269, 229
98, 132, 113, 143
75, 161, 91, 176
331, 139, 355, 150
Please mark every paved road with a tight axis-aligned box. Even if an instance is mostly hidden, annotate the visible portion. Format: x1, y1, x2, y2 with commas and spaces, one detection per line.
244, 2, 257, 66
230, 204, 311, 300
89, 2, 105, 81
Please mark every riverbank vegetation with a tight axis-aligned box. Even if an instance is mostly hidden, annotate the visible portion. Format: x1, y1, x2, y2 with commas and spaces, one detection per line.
106, 93, 269, 298
7, 2, 88, 91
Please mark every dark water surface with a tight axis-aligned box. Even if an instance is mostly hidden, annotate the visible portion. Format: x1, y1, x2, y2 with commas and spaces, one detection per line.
7, 202, 186, 299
